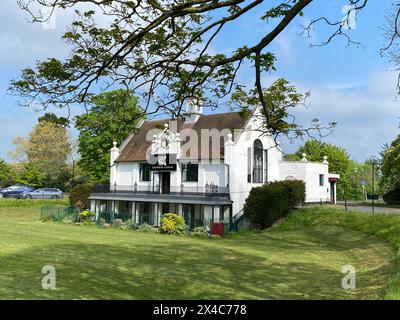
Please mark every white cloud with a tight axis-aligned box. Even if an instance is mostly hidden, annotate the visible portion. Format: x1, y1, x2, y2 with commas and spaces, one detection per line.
274, 33, 295, 64
282, 70, 400, 161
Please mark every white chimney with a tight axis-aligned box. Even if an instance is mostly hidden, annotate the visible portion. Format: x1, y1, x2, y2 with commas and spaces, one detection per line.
110, 141, 120, 186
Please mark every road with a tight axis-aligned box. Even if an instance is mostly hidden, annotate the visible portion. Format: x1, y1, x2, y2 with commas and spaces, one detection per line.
335, 201, 400, 215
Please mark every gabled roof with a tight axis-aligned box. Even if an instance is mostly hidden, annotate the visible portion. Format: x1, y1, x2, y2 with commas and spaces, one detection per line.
116, 111, 251, 162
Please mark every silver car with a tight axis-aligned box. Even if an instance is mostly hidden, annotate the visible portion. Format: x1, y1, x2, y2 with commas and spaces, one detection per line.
21, 188, 64, 199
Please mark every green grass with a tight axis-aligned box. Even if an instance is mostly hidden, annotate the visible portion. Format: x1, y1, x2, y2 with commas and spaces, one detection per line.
0, 198, 69, 208
278, 206, 400, 299
0, 204, 398, 299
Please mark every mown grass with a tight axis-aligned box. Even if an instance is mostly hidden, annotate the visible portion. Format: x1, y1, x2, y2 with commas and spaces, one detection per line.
0, 204, 397, 299
276, 206, 400, 299
0, 198, 69, 208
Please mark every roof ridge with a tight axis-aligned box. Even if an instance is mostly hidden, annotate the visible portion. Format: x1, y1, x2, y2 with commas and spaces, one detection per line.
145, 110, 251, 123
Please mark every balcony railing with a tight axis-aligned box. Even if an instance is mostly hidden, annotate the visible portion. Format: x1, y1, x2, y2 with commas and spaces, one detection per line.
93, 183, 229, 196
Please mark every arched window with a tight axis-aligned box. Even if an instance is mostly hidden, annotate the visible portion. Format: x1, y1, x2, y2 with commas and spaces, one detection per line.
253, 139, 263, 183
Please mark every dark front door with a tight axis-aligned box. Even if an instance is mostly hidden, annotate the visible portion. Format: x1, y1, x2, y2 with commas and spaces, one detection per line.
330, 182, 335, 204
161, 172, 170, 194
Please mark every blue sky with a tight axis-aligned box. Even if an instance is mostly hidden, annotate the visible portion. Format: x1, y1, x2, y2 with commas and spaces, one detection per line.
0, 0, 398, 162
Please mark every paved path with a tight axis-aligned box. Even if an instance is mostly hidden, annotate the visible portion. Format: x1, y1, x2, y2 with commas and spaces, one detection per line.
335, 201, 400, 215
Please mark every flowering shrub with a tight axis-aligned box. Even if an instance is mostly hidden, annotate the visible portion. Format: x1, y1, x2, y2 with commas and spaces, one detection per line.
79, 209, 93, 222
160, 213, 188, 235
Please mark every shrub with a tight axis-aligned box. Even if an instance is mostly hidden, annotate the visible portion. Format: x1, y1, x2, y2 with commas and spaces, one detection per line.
191, 226, 209, 238
278, 180, 306, 208
69, 184, 93, 209
383, 188, 400, 205
41, 213, 77, 223
121, 219, 137, 230
160, 213, 188, 235
112, 219, 123, 228
79, 209, 94, 222
137, 223, 153, 232
243, 180, 305, 228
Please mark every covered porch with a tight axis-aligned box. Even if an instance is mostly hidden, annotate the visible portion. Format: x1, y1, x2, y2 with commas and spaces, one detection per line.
89, 193, 233, 230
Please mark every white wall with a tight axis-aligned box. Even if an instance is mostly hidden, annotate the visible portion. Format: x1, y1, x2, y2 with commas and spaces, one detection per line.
305, 163, 331, 203
111, 109, 336, 218
279, 161, 331, 203
114, 159, 226, 191
224, 110, 283, 215
116, 162, 135, 186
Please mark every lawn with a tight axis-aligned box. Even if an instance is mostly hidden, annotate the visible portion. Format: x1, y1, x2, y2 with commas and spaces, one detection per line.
0, 197, 69, 208
0, 202, 398, 300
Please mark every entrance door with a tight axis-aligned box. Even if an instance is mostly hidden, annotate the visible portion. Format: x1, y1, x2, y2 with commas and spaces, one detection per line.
160, 172, 170, 194
330, 182, 335, 204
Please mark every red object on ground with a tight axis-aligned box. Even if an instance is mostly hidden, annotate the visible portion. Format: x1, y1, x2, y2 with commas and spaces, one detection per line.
211, 223, 223, 237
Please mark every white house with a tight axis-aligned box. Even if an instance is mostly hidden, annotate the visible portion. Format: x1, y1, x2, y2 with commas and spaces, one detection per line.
89, 103, 339, 229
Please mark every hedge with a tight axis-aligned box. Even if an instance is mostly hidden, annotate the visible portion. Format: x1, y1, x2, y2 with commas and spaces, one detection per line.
383, 188, 400, 205
243, 180, 305, 228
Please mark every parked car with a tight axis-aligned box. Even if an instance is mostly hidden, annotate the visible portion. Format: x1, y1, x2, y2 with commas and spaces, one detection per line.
0, 185, 33, 198
21, 188, 64, 199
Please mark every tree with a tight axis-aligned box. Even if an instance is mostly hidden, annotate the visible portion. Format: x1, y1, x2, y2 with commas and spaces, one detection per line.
9, 0, 382, 140
9, 121, 72, 188
382, 2, 400, 94
75, 90, 144, 183
14, 164, 47, 188
358, 159, 382, 197
292, 140, 351, 174
380, 135, 400, 191
38, 113, 70, 128
69, 184, 94, 209
287, 140, 353, 200
230, 79, 335, 140
0, 159, 14, 188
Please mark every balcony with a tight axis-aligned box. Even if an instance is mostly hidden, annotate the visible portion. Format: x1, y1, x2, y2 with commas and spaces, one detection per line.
93, 183, 229, 196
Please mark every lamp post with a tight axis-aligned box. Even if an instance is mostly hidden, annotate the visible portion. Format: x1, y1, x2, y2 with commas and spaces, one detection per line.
371, 157, 378, 214
354, 167, 358, 201
72, 155, 76, 187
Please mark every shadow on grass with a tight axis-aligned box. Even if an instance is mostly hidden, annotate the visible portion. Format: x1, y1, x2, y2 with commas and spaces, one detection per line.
0, 233, 394, 300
